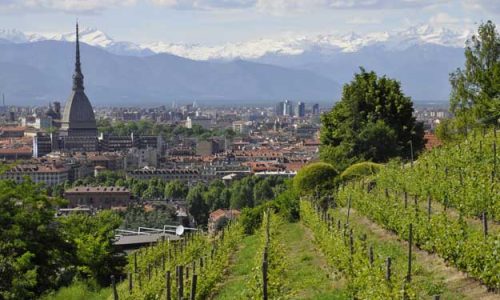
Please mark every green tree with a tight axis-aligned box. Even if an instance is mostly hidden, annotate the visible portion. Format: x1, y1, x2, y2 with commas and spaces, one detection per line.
450, 20, 500, 131
164, 180, 188, 200
186, 184, 209, 226
204, 180, 225, 210
320, 68, 424, 171
0, 181, 72, 299
230, 180, 254, 209
253, 179, 274, 205
59, 211, 125, 287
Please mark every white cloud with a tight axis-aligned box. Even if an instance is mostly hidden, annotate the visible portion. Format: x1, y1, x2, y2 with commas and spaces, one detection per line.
429, 13, 460, 25
255, 0, 448, 12
346, 16, 382, 25
0, 0, 136, 13
152, 0, 448, 11
150, 0, 256, 10
463, 0, 500, 14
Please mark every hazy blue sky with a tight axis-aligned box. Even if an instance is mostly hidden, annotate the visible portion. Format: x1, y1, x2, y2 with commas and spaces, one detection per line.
0, 0, 498, 44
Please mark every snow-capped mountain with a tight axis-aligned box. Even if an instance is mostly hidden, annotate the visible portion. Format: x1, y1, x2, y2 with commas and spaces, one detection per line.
143, 25, 471, 60
0, 25, 470, 102
0, 25, 471, 60
0, 27, 153, 56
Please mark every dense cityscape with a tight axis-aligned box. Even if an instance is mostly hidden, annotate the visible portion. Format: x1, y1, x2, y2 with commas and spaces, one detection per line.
0, 1, 498, 299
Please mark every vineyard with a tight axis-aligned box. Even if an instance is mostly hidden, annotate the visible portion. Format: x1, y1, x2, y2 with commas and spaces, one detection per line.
103, 130, 499, 300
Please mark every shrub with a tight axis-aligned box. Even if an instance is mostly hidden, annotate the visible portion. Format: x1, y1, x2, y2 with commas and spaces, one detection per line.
293, 162, 338, 195
340, 161, 383, 181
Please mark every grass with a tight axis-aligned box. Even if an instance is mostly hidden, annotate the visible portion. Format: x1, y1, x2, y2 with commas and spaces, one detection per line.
280, 222, 349, 300
213, 234, 260, 299
41, 281, 111, 300
215, 222, 349, 300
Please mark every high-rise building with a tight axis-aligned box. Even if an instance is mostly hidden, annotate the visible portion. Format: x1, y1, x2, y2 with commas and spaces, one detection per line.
296, 102, 305, 117
284, 100, 293, 116
275, 101, 285, 116
312, 103, 320, 116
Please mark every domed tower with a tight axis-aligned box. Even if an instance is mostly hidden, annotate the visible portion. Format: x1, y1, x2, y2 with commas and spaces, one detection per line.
60, 22, 97, 137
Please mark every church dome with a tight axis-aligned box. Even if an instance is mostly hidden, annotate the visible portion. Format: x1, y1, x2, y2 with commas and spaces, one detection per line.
61, 90, 96, 130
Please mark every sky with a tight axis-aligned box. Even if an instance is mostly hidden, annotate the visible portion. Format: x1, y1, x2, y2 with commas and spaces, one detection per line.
0, 0, 498, 45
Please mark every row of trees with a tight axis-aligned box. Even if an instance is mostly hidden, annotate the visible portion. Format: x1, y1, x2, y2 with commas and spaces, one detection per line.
186, 176, 287, 226
97, 119, 238, 141
50, 171, 190, 201
50, 170, 289, 227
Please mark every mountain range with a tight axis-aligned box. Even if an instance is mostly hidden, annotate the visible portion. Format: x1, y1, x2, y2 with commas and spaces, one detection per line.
0, 25, 470, 105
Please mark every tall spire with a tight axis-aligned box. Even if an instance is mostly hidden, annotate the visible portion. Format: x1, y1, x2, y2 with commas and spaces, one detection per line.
72, 21, 84, 91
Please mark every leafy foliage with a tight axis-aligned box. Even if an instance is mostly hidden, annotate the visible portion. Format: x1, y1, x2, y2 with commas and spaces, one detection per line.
59, 211, 126, 287
320, 68, 424, 171
114, 222, 243, 300
449, 20, 500, 131
293, 162, 338, 194
164, 179, 188, 200
0, 181, 71, 299
340, 161, 383, 182
247, 211, 289, 299
336, 181, 499, 290
97, 119, 238, 141
120, 204, 177, 229
375, 128, 499, 221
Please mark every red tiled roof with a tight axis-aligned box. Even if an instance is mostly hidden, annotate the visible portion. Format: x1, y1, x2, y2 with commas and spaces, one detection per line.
424, 132, 442, 150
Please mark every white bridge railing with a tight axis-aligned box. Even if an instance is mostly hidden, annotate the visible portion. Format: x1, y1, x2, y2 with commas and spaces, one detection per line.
115, 224, 197, 238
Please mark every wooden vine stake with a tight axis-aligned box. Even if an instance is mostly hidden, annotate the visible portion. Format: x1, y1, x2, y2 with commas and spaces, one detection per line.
407, 223, 413, 283
385, 257, 392, 282
138, 270, 142, 289
134, 252, 137, 273
349, 229, 354, 256
427, 194, 432, 220
346, 196, 352, 226
369, 245, 374, 266
494, 141, 497, 178
262, 249, 268, 300
414, 195, 419, 215
166, 271, 171, 300
482, 211, 488, 238
190, 274, 197, 300
111, 275, 118, 300
128, 272, 132, 293
178, 266, 184, 300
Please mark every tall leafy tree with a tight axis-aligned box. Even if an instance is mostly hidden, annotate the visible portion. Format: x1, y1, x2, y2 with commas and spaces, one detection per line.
321, 68, 424, 170
59, 211, 125, 287
164, 180, 188, 200
186, 184, 209, 226
449, 20, 500, 130
0, 181, 72, 299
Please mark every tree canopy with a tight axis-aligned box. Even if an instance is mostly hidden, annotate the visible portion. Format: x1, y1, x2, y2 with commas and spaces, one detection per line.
449, 20, 500, 131
320, 68, 424, 171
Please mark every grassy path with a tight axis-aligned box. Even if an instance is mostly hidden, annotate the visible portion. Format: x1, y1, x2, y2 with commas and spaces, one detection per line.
214, 222, 348, 299
212, 234, 259, 299
280, 222, 348, 300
